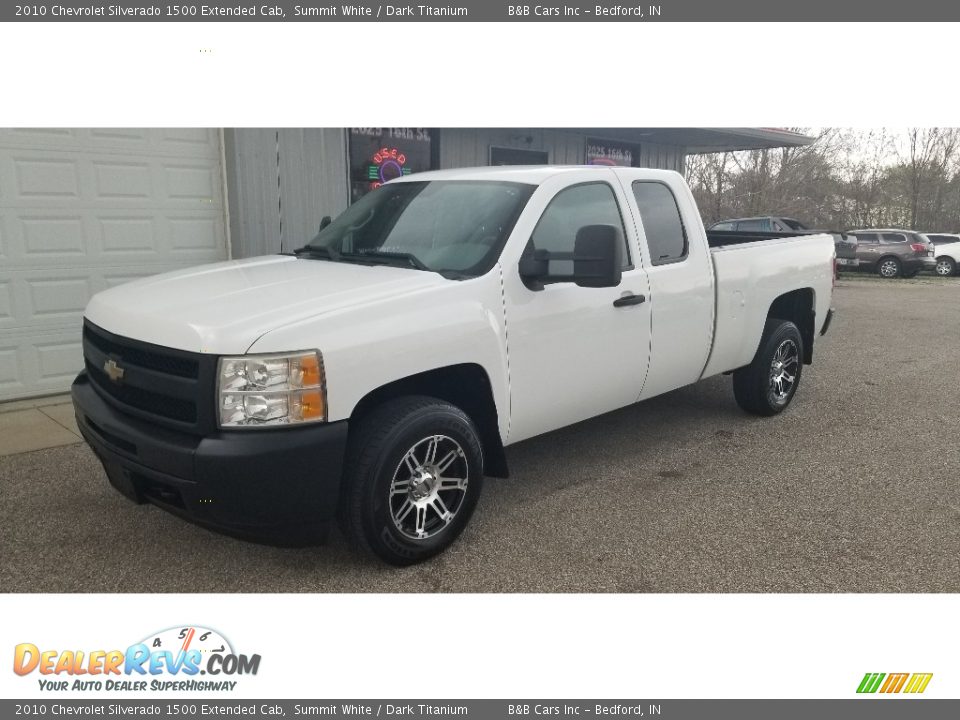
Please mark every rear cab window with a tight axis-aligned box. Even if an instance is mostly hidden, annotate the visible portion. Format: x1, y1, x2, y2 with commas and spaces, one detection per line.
631, 181, 688, 265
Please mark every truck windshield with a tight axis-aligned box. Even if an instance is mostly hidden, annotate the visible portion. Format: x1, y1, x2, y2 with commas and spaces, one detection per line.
301, 180, 535, 278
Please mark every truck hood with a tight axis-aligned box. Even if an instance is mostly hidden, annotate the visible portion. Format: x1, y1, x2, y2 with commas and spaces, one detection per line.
84, 255, 448, 354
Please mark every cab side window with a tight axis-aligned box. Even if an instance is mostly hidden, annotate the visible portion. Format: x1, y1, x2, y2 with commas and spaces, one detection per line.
632, 181, 688, 265
529, 182, 630, 274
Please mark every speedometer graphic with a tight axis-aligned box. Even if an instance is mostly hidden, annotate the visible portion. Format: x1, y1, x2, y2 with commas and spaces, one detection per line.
139, 626, 234, 658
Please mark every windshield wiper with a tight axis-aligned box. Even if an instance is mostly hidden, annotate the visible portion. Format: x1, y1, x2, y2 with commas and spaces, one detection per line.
292, 245, 340, 261
342, 251, 431, 272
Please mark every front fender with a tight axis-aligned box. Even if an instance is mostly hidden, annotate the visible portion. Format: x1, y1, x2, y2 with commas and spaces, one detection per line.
247, 269, 511, 442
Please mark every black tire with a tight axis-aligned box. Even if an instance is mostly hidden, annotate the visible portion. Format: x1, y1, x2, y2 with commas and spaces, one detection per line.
733, 319, 804, 417
935, 257, 956, 277
877, 257, 901, 278
338, 395, 484, 566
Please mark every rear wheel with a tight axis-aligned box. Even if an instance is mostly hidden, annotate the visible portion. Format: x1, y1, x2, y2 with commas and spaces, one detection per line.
877, 257, 901, 278
935, 257, 956, 277
339, 396, 484, 566
733, 319, 804, 416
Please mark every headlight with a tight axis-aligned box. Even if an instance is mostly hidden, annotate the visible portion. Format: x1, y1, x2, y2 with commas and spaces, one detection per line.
217, 351, 326, 428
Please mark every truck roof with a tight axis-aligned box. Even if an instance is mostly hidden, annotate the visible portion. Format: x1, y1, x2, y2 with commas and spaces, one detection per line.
389, 165, 680, 185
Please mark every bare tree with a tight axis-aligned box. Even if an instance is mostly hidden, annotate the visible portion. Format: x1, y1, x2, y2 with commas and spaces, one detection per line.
899, 128, 960, 228
686, 128, 960, 232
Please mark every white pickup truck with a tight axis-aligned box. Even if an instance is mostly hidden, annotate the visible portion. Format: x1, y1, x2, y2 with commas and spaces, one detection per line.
72, 166, 835, 565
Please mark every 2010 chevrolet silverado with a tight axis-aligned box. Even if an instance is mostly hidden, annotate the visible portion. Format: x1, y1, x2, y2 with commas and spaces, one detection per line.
72, 166, 835, 565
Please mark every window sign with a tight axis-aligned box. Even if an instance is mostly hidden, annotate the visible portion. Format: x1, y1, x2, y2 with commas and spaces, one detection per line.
489, 146, 549, 165
586, 139, 635, 167
349, 128, 432, 202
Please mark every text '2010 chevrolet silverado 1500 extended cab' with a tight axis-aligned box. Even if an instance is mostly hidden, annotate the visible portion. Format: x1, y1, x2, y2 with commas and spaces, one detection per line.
72, 166, 836, 565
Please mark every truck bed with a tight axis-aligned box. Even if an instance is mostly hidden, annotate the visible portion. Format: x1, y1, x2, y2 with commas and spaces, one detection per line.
701, 231, 836, 379
706, 229, 830, 248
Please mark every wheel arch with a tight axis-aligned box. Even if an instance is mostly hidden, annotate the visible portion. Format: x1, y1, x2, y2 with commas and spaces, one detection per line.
767, 287, 816, 364
349, 363, 509, 478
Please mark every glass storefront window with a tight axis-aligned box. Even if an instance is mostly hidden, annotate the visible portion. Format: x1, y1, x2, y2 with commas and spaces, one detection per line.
348, 128, 432, 202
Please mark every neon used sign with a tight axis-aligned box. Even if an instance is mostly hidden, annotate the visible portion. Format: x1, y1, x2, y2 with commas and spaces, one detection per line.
367, 146, 413, 189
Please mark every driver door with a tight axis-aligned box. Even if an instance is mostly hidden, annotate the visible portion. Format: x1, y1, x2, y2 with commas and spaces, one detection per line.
501, 174, 652, 444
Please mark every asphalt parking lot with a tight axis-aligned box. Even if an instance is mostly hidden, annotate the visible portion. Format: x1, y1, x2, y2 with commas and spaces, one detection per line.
2, 275, 959, 593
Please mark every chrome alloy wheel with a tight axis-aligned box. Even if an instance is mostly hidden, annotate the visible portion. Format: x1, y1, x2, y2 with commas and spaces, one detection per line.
768, 339, 799, 405
389, 434, 468, 540
935, 258, 954, 276
879, 259, 899, 278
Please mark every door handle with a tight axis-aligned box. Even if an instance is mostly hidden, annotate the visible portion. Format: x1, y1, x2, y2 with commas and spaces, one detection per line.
613, 293, 646, 308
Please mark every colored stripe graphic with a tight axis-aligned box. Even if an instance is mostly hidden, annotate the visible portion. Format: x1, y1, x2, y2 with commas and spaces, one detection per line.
904, 673, 933, 694
857, 672, 933, 694
857, 673, 885, 693
880, 673, 909, 693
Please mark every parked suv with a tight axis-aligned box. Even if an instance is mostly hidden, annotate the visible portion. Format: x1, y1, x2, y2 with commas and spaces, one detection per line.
709, 216, 809, 233
925, 233, 960, 276
833, 232, 858, 274
845, 229, 936, 278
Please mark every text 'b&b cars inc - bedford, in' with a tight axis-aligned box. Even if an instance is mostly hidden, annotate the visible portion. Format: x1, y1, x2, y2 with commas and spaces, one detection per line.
72, 166, 835, 565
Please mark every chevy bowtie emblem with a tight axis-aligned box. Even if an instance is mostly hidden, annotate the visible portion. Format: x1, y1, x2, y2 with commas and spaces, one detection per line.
103, 358, 125, 383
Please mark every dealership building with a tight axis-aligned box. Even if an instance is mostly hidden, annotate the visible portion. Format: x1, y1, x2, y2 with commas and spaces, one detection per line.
0, 126, 811, 401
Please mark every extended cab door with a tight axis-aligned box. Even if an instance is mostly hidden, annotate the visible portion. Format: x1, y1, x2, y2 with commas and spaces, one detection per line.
500, 171, 652, 444
615, 170, 715, 400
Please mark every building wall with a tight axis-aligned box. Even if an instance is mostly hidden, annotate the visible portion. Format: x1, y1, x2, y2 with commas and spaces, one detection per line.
438, 128, 685, 172
224, 128, 348, 257
438, 128, 587, 166
225, 128, 687, 259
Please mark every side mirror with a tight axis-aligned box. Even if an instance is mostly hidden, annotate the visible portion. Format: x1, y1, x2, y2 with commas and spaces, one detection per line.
318, 215, 332, 231
519, 224, 623, 290
572, 224, 623, 288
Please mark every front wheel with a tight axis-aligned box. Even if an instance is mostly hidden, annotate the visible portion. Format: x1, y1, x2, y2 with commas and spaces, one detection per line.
339, 396, 484, 566
935, 257, 956, 277
733, 319, 804, 416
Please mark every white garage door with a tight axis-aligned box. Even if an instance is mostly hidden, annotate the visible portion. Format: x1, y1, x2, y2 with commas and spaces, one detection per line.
0, 128, 229, 401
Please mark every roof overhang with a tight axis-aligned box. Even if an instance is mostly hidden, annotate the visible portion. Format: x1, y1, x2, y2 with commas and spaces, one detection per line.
579, 128, 815, 153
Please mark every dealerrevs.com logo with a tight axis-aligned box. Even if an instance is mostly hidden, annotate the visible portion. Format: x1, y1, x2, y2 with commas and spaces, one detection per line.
13, 626, 261, 693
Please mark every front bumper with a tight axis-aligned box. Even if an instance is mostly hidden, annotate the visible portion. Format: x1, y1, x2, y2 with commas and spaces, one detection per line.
72, 371, 348, 545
